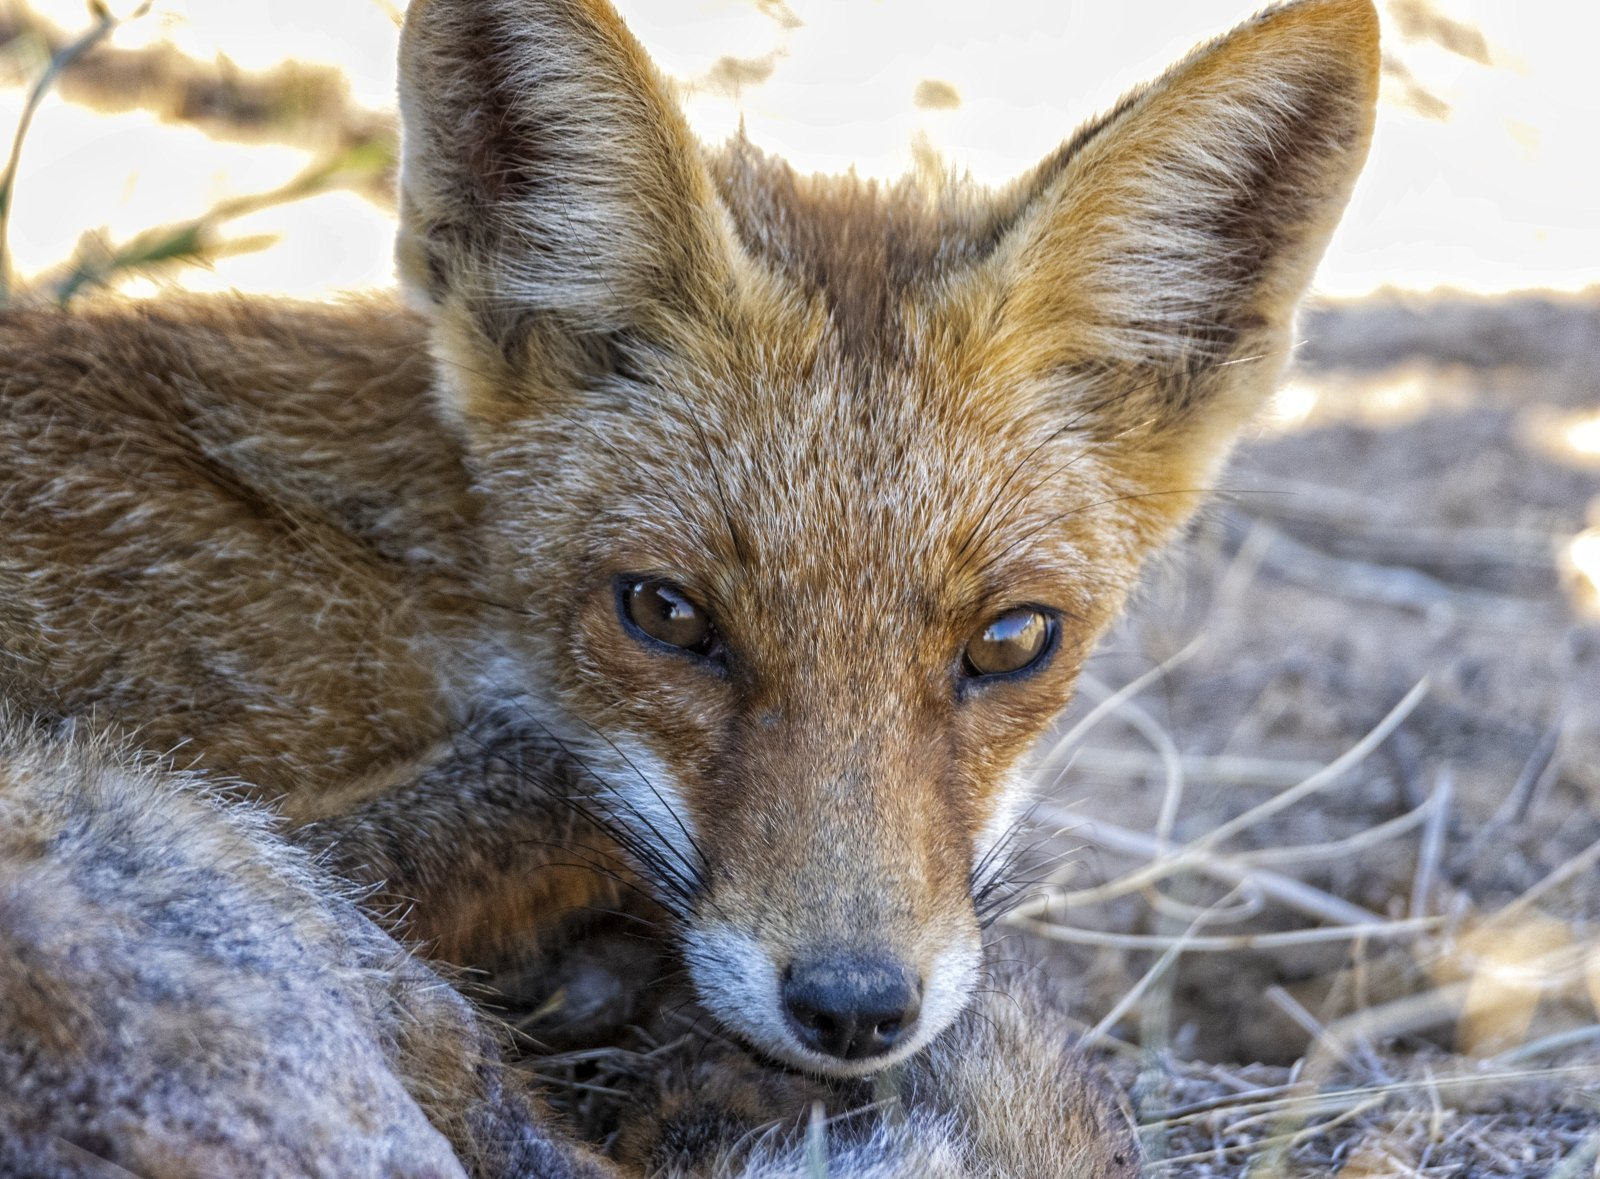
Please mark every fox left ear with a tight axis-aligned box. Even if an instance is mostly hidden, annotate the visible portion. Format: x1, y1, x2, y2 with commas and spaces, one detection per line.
971, 0, 1380, 453
395, 0, 734, 375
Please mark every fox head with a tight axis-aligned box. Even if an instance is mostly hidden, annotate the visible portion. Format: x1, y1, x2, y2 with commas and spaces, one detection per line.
396, 0, 1378, 1075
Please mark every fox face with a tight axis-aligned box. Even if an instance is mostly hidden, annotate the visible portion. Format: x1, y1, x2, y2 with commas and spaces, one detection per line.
398, 0, 1379, 1074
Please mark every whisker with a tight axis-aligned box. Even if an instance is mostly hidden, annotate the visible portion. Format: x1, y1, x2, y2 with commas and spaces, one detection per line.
561, 711, 714, 885
983, 486, 1221, 572
467, 698, 710, 910
951, 349, 1286, 576
449, 721, 702, 918
496, 698, 706, 888
948, 397, 1110, 570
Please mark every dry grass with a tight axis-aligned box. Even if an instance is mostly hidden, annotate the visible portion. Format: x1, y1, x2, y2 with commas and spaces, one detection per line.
1013, 635, 1600, 1173
993, 294, 1600, 1172
0, 2, 395, 303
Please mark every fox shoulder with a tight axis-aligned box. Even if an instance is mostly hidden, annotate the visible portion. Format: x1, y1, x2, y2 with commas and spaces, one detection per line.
0, 294, 479, 793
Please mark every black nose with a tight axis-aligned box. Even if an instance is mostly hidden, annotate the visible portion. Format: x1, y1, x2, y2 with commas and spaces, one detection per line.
781, 953, 922, 1062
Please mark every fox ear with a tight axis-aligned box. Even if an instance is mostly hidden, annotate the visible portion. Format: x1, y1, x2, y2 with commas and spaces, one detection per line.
976, 0, 1379, 443
396, 0, 731, 363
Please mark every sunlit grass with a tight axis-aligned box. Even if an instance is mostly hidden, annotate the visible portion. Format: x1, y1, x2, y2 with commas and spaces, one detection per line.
1520, 408, 1600, 472
1566, 416, 1600, 460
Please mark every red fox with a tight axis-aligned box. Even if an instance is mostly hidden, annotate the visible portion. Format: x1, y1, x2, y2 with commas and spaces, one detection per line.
1, 719, 1137, 1177
0, 0, 1378, 1170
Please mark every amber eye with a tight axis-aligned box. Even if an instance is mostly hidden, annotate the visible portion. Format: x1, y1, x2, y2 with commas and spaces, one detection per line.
619, 578, 721, 658
962, 607, 1056, 679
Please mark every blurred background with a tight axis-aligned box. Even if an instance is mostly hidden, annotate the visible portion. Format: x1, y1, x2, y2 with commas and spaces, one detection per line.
3, 0, 1596, 1169
1, 0, 1596, 297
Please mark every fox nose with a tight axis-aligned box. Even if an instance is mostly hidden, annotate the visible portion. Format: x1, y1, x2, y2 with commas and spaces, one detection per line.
781, 953, 922, 1062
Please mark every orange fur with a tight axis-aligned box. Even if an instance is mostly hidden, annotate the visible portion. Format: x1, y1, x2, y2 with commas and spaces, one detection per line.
1, 0, 1378, 1168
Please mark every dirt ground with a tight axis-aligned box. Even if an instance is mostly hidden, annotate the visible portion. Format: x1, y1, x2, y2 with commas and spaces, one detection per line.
1008, 289, 1600, 1174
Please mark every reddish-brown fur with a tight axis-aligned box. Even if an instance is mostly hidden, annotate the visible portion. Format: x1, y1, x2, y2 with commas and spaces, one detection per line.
0, 0, 1378, 1168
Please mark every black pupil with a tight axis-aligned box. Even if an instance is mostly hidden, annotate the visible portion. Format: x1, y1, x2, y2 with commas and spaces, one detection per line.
967, 609, 1048, 676
628, 581, 711, 651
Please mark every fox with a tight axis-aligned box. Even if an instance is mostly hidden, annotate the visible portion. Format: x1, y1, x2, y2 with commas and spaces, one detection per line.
0, 718, 1137, 1178
0, 0, 1380, 1171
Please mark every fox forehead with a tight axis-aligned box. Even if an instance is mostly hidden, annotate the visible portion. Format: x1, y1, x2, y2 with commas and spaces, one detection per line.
465, 170, 1144, 620
706, 141, 1029, 359
488, 328, 1127, 633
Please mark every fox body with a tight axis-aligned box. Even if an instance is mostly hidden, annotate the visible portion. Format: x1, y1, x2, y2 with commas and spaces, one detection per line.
0, 0, 1378, 1169
0, 719, 1138, 1178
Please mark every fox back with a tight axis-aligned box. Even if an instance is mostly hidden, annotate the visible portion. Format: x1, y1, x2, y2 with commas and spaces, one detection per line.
0, 0, 1379, 1079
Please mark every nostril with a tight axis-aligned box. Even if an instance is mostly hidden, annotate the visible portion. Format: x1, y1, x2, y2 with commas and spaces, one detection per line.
781, 952, 922, 1062
790, 1002, 836, 1036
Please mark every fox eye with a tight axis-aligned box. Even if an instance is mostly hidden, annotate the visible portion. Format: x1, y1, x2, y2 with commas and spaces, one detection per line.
962, 608, 1056, 680
619, 578, 721, 659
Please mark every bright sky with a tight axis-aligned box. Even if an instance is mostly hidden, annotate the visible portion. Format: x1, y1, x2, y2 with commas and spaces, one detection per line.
2, 0, 1595, 299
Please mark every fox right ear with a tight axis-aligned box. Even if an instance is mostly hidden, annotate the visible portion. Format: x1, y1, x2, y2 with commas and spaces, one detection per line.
396, 0, 733, 367
968, 0, 1379, 447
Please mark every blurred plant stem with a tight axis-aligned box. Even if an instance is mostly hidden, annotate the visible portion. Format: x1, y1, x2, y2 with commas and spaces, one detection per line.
0, 0, 148, 305
43, 134, 392, 303
0, 2, 397, 164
